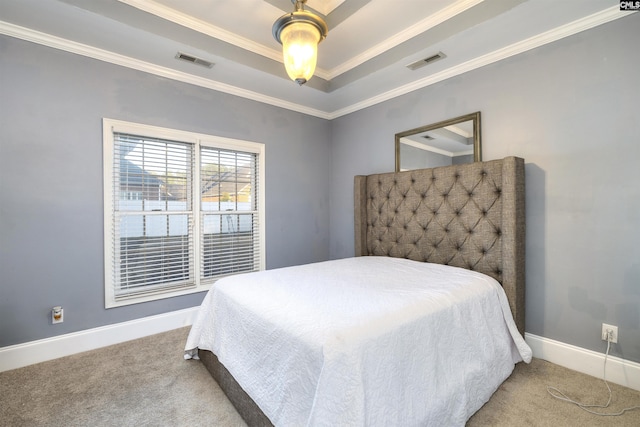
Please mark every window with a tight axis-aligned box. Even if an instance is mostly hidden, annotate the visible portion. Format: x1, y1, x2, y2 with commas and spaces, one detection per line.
103, 119, 265, 307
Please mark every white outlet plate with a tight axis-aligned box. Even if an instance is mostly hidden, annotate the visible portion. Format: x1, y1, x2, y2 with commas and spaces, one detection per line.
601, 323, 618, 343
52, 308, 64, 324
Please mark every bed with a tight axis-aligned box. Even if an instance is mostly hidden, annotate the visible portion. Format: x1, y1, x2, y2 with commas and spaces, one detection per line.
185, 156, 530, 426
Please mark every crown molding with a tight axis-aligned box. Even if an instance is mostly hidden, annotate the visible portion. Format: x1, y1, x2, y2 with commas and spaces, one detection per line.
118, 1, 279, 62
327, 6, 631, 119
119, 0, 331, 81
327, 0, 483, 80
0, 21, 331, 119
120, 0, 482, 81
0, 7, 632, 120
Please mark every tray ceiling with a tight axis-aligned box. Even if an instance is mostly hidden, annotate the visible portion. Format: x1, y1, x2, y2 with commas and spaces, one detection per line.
0, 0, 628, 118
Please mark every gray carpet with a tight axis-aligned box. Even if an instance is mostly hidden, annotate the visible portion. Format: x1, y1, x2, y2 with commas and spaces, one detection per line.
1, 327, 638, 426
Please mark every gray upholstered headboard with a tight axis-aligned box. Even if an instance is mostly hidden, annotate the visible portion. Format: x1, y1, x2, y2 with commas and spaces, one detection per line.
354, 156, 525, 335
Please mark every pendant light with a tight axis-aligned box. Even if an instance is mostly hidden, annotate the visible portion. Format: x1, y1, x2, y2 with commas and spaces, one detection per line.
272, 0, 328, 85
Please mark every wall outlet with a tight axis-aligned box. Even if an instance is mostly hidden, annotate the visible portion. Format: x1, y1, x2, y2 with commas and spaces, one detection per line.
52, 306, 64, 324
601, 323, 618, 343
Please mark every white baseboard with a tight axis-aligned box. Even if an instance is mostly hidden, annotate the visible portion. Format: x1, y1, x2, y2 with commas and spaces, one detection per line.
0, 307, 200, 373
525, 333, 640, 391
3, 317, 638, 392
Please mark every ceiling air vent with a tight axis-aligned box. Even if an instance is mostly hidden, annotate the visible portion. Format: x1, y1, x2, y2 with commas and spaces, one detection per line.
175, 52, 214, 69
406, 52, 446, 71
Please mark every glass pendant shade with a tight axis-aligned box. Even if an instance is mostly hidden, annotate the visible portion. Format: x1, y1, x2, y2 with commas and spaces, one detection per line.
280, 22, 320, 85
272, 0, 328, 86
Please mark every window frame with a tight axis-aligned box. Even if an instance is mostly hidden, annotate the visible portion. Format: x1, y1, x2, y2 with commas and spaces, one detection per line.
103, 118, 265, 308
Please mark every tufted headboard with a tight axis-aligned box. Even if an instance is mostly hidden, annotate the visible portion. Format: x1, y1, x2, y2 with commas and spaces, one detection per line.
354, 156, 525, 335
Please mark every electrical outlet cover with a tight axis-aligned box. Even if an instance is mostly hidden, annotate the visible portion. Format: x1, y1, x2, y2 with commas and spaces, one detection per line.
601, 323, 618, 343
52, 307, 64, 324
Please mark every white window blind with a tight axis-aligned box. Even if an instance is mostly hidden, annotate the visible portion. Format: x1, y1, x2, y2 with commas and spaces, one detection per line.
200, 147, 260, 283
111, 133, 195, 299
104, 119, 265, 307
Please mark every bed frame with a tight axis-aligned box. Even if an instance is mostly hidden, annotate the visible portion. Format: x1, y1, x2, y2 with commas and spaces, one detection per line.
199, 156, 525, 426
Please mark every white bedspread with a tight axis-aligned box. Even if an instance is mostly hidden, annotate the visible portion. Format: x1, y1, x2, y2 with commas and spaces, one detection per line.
185, 256, 531, 426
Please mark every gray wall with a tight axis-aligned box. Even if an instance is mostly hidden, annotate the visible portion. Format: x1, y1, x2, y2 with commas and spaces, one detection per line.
329, 13, 640, 363
0, 35, 331, 347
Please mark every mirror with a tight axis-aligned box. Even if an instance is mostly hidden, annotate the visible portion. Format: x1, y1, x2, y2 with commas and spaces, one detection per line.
395, 112, 481, 171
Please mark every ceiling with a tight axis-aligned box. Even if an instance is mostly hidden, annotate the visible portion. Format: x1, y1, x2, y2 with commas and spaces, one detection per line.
0, 0, 626, 119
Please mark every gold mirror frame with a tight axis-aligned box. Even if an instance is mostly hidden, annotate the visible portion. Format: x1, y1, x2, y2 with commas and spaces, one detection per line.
395, 112, 482, 172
